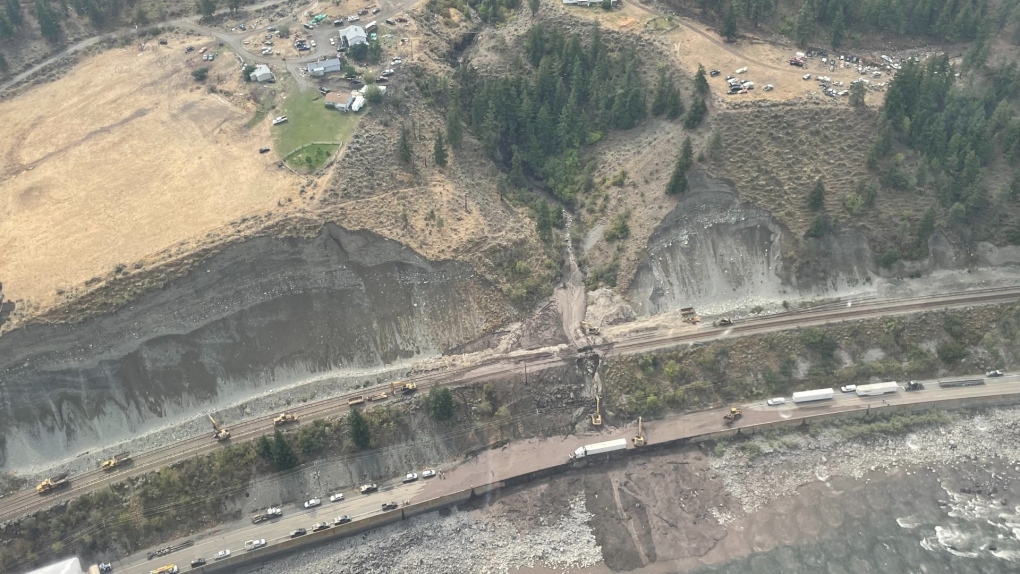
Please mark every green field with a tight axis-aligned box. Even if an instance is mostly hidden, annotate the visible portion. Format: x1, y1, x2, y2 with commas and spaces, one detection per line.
273, 87, 359, 167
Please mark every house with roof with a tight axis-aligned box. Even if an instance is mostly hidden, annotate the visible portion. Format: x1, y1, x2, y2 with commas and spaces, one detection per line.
338, 25, 368, 47
249, 64, 274, 82
325, 91, 354, 111
306, 58, 343, 77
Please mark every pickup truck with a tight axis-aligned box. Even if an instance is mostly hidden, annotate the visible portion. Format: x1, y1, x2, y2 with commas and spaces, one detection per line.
244, 539, 266, 551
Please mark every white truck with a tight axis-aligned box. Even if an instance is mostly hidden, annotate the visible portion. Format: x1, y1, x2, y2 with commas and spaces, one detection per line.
792, 388, 834, 404
856, 381, 900, 396
569, 438, 628, 459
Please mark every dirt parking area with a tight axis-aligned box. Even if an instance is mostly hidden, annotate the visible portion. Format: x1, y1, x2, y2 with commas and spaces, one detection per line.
0, 38, 298, 312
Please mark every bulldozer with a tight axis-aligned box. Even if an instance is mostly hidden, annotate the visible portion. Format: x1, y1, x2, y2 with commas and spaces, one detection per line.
723, 407, 743, 426
273, 412, 297, 426
101, 452, 131, 471
580, 321, 601, 336
632, 416, 646, 447
391, 381, 417, 395
209, 415, 230, 441
590, 395, 603, 427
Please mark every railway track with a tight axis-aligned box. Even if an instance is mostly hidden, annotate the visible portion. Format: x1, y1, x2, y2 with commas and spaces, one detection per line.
3, 285, 1018, 522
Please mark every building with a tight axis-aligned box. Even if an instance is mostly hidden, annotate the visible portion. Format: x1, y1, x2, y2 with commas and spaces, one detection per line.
306, 58, 343, 77
339, 25, 368, 47
25, 557, 85, 574
325, 91, 354, 111
249, 64, 274, 82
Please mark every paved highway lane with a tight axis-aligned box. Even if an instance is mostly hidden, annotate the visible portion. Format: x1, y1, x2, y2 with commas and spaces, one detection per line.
115, 480, 429, 574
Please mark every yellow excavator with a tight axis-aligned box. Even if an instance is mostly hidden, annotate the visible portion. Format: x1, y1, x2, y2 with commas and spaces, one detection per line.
273, 412, 297, 426
391, 381, 417, 395
590, 395, 603, 426
101, 452, 131, 471
633, 417, 646, 446
723, 407, 743, 426
209, 415, 230, 441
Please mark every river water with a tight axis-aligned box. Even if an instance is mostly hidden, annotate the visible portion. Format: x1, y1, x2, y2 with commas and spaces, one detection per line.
695, 458, 1020, 574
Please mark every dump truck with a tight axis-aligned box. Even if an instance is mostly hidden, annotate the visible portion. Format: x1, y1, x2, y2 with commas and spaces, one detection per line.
273, 412, 297, 426
569, 438, 628, 459
149, 565, 178, 574
680, 307, 701, 324
36, 473, 69, 494
367, 392, 388, 402
101, 452, 131, 471
209, 415, 230, 441
713, 317, 733, 327
855, 381, 899, 397
348, 396, 366, 406
792, 388, 834, 403
723, 407, 742, 425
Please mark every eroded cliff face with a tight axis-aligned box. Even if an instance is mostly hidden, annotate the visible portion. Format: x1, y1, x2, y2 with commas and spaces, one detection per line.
628, 172, 875, 316
0, 224, 509, 470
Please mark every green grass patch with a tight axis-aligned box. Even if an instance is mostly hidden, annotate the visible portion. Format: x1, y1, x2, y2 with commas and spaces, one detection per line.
287, 143, 340, 170
273, 88, 359, 166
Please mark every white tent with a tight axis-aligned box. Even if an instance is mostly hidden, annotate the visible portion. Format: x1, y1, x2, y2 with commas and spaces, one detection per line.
25, 557, 85, 574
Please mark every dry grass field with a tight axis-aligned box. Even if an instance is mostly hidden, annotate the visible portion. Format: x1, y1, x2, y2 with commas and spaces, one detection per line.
0, 40, 298, 312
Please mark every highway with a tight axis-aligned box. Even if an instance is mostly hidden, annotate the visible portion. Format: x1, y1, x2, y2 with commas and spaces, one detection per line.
3, 285, 1018, 523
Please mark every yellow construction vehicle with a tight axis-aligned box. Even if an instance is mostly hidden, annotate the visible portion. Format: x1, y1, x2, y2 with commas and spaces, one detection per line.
36, 473, 69, 494
632, 417, 646, 446
580, 321, 601, 336
590, 395, 603, 426
209, 415, 230, 441
681, 307, 702, 324
723, 407, 743, 426
101, 452, 131, 471
347, 395, 366, 406
391, 381, 417, 395
367, 392, 389, 402
273, 412, 297, 426
713, 317, 733, 327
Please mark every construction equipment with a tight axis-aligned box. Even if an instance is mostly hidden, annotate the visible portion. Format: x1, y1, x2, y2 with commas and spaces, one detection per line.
149, 565, 179, 574
347, 396, 366, 406
367, 392, 388, 402
580, 321, 601, 336
723, 407, 743, 426
590, 395, 603, 427
273, 412, 297, 426
681, 307, 701, 324
101, 452, 131, 471
209, 415, 230, 441
713, 317, 733, 327
632, 416, 646, 446
391, 381, 417, 395
36, 473, 69, 494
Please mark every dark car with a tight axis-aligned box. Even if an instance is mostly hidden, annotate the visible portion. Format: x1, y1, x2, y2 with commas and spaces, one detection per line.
190, 558, 206, 568
334, 515, 352, 525
385, 18, 396, 24
312, 522, 331, 532
709, 69, 720, 77
382, 502, 399, 511
372, 7, 380, 13
350, 79, 364, 87
259, 147, 270, 154
290, 528, 307, 538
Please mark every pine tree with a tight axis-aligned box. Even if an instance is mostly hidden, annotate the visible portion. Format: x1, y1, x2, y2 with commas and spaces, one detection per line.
683, 97, 708, 129
434, 130, 448, 167
807, 177, 826, 210
510, 146, 526, 188
849, 80, 866, 108
271, 430, 298, 470
651, 68, 669, 117
446, 106, 463, 150
721, 3, 738, 42
694, 64, 710, 95
830, 6, 845, 48
529, 0, 540, 15
398, 125, 413, 164
681, 136, 694, 167
665, 87, 684, 120
35, 0, 60, 41
794, 1, 812, 47
665, 149, 690, 196
348, 408, 371, 449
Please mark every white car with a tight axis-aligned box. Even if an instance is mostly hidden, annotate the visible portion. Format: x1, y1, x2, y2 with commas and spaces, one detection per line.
803, 74, 811, 80
987, 370, 1005, 377
421, 469, 437, 478
766, 397, 786, 406
391, 58, 403, 65
329, 492, 345, 502
840, 385, 857, 393
348, 15, 360, 21
244, 539, 266, 551
272, 116, 288, 125
403, 472, 418, 483
380, 69, 395, 77
304, 498, 321, 508
215, 549, 231, 560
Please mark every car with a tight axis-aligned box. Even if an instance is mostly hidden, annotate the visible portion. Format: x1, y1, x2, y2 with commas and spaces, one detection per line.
334, 19, 344, 26
396, 16, 408, 22
375, 76, 389, 83
348, 15, 360, 21
372, 7, 381, 13
803, 74, 811, 80
403, 472, 418, 483
840, 385, 857, 393
272, 116, 288, 125
385, 18, 396, 24
244, 539, 266, 551
350, 79, 364, 87
215, 550, 230, 560
290, 528, 307, 538
243, 40, 250, 44
422, 469, 437, 478
304, 498, 321, 508
381, 502, 399, 511
330, 492, 345, 502
334, 514, 352, 525
987, 370, 1004, 377
380, 69, 395, 77
312, 522, 331, 532
259, 147, 270, 154
98, 564, 112, 573
391, 58, 403, 65
766, 397, 786, 406
358, 9, 368, 14
190, 558, 206, 568
709, 69, 720, 77
360, 483, 378, 494
158, 38, 168, 45
185, 46, 195, 52
319, 87, 332, 94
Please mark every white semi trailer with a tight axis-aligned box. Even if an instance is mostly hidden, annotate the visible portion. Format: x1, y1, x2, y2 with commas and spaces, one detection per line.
856, 381, 900, 396
569, 438, 628, 459
792, 388, 834, 403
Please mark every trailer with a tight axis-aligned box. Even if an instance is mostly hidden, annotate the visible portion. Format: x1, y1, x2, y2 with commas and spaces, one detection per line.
939, 378, 985, 388
792, 388, 834, 403
36, 473, 70, 494
569, 438, 628, 459
855, 381, 900, 397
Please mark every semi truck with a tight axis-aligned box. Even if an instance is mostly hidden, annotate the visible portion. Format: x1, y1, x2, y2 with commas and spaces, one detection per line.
36, 473, 69, 494
939, 378, 985, 388
856, 381, 900, 396
792, 388, 834, 404
569, 438, 628, 459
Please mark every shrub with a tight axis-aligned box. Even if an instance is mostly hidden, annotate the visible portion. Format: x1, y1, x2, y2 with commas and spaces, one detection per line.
191, 67, 210, 81
427, 387, 456, 421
